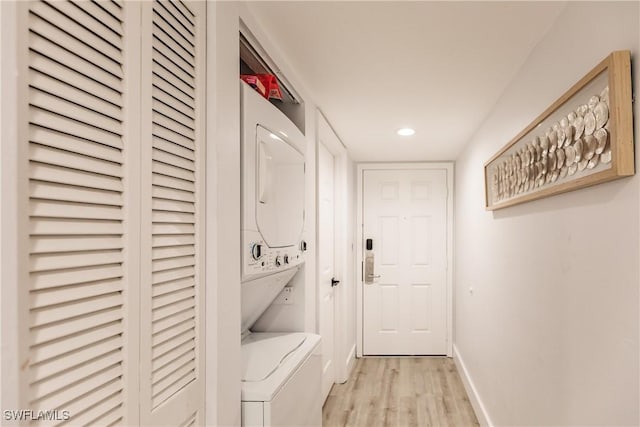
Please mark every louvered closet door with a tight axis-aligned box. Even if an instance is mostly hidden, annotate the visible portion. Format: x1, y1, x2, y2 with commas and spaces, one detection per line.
139, 1, 205, 425
26, 1, 129, 425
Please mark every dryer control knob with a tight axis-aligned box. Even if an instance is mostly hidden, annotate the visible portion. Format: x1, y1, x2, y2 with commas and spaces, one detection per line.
283, 255, 289, 264
251, 244, 262, 260
275, 256, 282, 267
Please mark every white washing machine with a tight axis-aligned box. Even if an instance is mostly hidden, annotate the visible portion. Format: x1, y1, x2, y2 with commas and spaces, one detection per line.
240, 81, 322, 427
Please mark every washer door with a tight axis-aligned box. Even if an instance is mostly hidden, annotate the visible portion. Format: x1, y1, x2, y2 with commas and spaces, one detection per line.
256, 125, 305, 247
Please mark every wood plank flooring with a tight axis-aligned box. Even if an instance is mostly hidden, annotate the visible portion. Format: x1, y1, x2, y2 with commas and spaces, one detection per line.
323, 357, 479, 427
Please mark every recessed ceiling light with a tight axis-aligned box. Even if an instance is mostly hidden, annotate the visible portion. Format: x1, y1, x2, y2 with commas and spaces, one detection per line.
397, 128, 415, 136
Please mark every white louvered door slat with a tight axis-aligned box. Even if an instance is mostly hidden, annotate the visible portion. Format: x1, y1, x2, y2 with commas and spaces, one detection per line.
29, 52, 123, 106
152, 76, 196, 115
43, 1, 123, 47
28, 32, 123, 91
30, 323, 124, 366
68, 1, 124, 37
27, 23, 123, 80
97, 0, 124, 23
153, 148, 196, 171
29, 145, 123, 177
29, 335, 123, 381
29, 1, 123, 64
153, 86, 196, 120
153, 177, 196, 195
28, 70, 123, 121
30, 181, 122, 206
140, 1, 205, 425
30, 279, 123, 307
25, 1, 128, 425
30, 164, 124, 192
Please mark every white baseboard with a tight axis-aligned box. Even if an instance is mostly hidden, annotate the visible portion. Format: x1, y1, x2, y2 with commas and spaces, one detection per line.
453, 344, 493, 427
336, 343, 357, 384
345, 344, 356, 376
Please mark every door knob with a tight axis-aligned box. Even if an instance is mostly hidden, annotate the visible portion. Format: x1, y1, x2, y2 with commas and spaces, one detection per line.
331, 278, 340, 287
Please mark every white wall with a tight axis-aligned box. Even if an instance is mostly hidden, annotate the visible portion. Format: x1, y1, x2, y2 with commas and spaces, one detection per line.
206, 2, 242, 426
344, 157, 357, 375
454, 2, 639, 426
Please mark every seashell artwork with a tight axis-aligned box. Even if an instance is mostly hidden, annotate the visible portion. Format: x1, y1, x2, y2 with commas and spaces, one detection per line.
540, 135, 549, 155
486, 51, 634, 210
577, 158, 588, 172
584, 111, 596, 135
573, 116, 585, 140
577, 104, 589, 117
587, 154, 600, 170
556, 148, 566, 169
583, 135, 596, 160
559, 166, 568, 179
594, 102, 609, 129
574, 138, 584, 163
568, 163, 578, 176
548, 150, 557, 171
600, 86, 609, 104
565, 145, 576, 166
564, 125, 574, 146
557, 127, 566, 146
594, 128, 608, 154
489, 84, 618, 205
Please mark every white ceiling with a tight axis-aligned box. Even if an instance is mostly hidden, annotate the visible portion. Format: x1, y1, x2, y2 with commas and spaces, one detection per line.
246, 1, 567, 161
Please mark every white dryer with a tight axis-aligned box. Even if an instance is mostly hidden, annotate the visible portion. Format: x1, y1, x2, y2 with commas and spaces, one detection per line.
241, 81, 305, 284
240, 81, 321, 427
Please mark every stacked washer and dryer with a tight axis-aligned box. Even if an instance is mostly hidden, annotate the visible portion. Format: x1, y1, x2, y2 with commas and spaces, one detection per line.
240, 81, 322, 426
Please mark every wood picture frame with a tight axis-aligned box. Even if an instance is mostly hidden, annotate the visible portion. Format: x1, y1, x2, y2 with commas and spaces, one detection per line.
484, 50, 634, 210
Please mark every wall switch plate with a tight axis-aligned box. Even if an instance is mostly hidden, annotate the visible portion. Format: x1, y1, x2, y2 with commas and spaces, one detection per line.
274, 287, 294, 305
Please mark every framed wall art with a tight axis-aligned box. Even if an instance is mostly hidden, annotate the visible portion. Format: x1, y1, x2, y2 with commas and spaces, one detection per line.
484, 50, 634, 210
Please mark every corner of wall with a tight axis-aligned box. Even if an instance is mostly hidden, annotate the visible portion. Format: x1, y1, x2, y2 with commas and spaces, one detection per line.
453, 345, 492, 427
206, 2, 242, 426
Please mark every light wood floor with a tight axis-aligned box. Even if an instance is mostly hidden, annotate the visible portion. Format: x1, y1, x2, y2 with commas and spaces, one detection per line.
323, 357, 480, 427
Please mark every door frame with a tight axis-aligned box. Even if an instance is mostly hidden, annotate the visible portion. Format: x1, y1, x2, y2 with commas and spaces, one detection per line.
316, 110, 353, 386
356, 162, 454, 358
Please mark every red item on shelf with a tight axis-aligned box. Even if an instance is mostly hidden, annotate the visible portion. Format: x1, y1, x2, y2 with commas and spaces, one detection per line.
257, 74, 283, 101
240, 74, 267, 97
241, 74, 283, 101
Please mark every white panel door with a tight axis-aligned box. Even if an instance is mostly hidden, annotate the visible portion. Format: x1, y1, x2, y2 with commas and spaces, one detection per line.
362, 169, 448, 355
318, 142, 335, 402
139, 1, 205, 426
